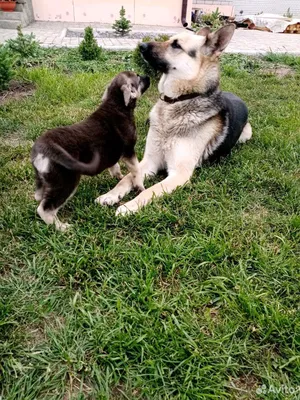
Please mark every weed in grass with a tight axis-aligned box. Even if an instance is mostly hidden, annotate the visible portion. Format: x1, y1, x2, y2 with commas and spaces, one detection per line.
262, 52, 300, 70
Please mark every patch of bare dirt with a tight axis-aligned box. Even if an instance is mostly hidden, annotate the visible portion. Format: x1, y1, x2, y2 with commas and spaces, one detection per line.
0, 80, 35, 105
261, 67, 295, 77
229, 374, 260, 399
111, 384, 143, 399
25, 313, 66, 349
26, 323, 47, 348
242, 205, 269, 222
45, 312, 66, 330
63, 374, 93, 400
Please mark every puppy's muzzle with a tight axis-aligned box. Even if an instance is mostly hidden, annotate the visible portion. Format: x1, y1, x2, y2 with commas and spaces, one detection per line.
140, 75, 150, 93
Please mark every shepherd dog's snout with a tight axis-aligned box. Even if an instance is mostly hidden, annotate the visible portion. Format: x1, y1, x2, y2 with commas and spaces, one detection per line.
139, 41, 169, 73
139, 42, 149, 54
139, 42, 154, 60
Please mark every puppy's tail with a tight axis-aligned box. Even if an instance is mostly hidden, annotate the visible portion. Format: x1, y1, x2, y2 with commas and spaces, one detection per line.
49, 143, 100, 176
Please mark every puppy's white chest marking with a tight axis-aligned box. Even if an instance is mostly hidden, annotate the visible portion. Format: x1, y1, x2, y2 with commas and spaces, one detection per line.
33, 153, 50, 174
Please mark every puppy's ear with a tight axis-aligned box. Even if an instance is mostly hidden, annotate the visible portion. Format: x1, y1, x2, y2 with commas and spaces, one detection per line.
121, 83, 138, 106
101, 87, 108, 101
203, 24, 235, 56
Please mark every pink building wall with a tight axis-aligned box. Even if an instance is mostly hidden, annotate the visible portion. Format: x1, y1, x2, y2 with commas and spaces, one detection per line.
32, 0, 74, 22
31, 0, 193, 26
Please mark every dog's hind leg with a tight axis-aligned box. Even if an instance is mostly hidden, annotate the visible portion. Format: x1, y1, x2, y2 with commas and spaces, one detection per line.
34, 169, 44, 202
238, 122, 252, 143
37, 172, 80, 232
37, 201, 66, 231
108, 163, 123, 180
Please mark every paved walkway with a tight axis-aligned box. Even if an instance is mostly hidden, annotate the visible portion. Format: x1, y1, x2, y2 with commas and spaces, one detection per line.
1, 21, 300, 54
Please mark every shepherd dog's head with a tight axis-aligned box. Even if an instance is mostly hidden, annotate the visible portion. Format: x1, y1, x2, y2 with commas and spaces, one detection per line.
139, 25, 235, 97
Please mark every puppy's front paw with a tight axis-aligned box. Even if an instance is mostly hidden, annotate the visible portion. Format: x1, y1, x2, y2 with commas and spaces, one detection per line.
116, 201, 139, 216
134, 184, 145, 193
109, 164, 123, 180
110, 171, 123, 180
116, 173, 124, 180
95, 192, 120, 206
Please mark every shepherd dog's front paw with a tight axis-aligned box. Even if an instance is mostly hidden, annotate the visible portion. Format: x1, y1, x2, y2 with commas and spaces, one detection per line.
95, 192, 121, 206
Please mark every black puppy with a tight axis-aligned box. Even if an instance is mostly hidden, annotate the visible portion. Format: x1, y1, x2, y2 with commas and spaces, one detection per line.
31, 71, 150, 231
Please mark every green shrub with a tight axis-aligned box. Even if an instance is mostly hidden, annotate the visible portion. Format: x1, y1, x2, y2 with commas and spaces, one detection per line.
6, 25, 41, 63
141, 35, 153, 43
155, 33, 171, 42
78, 26, 102, 61
132, 34, 170, 79
0, 45, 14, 91
112, 6, 132, 36
192, 8, 223, 32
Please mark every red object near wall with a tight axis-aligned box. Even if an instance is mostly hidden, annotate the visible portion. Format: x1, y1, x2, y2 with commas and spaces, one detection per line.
0, 0, 17, 12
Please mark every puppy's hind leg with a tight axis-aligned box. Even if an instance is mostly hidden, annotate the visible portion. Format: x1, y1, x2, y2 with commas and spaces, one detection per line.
37, 172, 80, 232
37, 200, 67, 231
238, 122, 252, 144
108, 163, 123, 180
34, 170, 44, 202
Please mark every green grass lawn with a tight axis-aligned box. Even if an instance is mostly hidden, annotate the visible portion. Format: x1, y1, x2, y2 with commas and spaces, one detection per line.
0, 50, 299, 399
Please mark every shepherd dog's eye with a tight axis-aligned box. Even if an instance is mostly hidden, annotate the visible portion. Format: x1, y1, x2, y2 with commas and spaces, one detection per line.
171, 40, 182, 50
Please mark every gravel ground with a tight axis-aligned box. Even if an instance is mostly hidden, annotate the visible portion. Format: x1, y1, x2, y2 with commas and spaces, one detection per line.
66, 29, 177, 39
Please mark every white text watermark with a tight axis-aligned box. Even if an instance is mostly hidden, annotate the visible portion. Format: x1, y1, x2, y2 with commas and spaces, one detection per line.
256, 384, 300, 395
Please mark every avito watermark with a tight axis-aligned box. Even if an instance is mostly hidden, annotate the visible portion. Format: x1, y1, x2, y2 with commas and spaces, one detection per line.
256, 384, 300, 395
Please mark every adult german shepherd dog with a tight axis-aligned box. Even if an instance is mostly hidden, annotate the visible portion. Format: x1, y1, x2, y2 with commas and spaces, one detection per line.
99, 25, 252, 215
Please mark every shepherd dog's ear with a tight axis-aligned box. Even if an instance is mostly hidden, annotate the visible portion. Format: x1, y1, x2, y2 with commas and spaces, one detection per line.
121, 83, 138, 106
199, 24, 235, 56
196, 26, 211, 37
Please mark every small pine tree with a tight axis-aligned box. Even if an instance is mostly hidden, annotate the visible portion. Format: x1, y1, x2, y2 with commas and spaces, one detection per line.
6, 25, 41, 62
79, 26, 101, 61
112, 6, 132, 36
